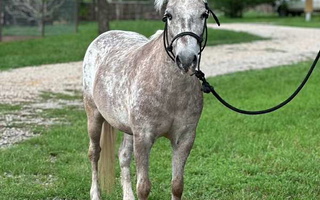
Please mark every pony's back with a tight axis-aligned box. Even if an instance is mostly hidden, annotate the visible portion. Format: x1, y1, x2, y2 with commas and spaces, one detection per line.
83, 30, 149, 98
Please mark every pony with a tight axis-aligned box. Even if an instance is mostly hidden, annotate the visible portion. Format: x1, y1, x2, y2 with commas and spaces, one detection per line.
82, 0, 212, 199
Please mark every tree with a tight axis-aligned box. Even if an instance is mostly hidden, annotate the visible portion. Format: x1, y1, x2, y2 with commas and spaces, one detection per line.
0, 0, 3, 41
211, 0, 275, 18
97, 0, 109, 34
5, 0, 65, 36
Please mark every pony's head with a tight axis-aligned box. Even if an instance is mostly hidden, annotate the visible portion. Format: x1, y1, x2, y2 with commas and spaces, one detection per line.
156, 0, 210, 75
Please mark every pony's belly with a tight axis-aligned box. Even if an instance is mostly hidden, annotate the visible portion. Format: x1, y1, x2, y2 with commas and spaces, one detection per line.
101, 110, 132, 133
95, 95, 132, 133
93, 80, 132, 133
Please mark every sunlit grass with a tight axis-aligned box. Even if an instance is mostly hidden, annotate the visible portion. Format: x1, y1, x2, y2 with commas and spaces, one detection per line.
218, 13, 320, 28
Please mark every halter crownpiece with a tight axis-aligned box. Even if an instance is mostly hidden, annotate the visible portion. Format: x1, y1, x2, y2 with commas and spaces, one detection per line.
204, 3, 220, 26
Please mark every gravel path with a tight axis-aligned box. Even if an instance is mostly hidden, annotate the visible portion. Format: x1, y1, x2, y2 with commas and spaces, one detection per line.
0, 62, 82, 104
203, 23, 320, 76
1, 23, 320, 147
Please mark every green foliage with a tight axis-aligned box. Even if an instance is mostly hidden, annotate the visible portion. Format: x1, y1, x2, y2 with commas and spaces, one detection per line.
211, 0, 275, 18
0, 22, 98, 70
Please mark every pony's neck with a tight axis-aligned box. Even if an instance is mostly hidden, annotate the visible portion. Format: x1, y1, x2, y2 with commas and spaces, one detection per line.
148, 32, 181, 75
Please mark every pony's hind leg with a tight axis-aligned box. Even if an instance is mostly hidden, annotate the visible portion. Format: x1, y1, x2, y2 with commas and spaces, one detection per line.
85, 101, 104, 200
119, 133, 135, 200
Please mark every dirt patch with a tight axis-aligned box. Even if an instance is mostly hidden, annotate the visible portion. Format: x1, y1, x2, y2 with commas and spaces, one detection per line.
0, 98, 83, 148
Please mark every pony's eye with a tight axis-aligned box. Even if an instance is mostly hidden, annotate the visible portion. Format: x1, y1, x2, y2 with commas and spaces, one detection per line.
167, 13, 173, 20
162, 13, 172, 22
201, 12, 209, 19
164, 13, 172, 21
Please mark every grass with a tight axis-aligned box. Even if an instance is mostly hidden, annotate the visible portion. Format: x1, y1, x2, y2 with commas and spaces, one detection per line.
0, 20, 264, 71
40, 91, 82, 101
3, 24, 77, 37
0, 104, 22, 114
1, 60, 320, 199
218, 13, 320, 28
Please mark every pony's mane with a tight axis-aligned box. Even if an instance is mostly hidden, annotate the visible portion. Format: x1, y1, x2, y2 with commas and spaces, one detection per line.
149, 30, 163, 41
154, 0, 167, 12
154, 0, 208, 11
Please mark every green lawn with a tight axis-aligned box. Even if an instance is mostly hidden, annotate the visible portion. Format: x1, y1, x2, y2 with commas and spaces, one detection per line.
0, 20, 264, 71
1, 60, 320, 199
218, 13, 320, 28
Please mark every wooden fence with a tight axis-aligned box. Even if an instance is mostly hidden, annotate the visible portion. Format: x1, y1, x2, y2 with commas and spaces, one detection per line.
109, 1, 161, 20
80, 1, 162, 21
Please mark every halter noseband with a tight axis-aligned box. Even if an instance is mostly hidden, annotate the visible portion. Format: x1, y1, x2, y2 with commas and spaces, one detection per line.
162, 2, 220, 68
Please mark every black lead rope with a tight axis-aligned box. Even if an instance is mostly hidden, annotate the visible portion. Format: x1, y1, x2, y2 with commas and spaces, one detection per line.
195, 50, 320, 115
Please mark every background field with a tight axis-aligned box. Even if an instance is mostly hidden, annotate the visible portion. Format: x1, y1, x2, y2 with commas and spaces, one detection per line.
0, 21, 263, 71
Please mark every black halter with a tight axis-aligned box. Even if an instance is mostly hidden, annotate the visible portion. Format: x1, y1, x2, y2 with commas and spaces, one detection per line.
162, 2, 220, 69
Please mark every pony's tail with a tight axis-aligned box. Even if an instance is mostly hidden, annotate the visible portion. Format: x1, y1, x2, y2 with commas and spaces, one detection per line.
99, 121, 117, 194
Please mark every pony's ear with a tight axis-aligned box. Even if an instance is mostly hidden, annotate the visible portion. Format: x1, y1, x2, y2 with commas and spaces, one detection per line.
155, 0, 167, 12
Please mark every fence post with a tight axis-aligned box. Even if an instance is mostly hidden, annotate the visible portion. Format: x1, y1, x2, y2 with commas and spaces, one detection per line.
0, 0, 2, 42
305, 0, 313, 21
75, 0, 79, 33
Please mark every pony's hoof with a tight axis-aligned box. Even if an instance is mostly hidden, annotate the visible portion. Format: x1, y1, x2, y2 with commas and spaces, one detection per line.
90, 190, 101, 200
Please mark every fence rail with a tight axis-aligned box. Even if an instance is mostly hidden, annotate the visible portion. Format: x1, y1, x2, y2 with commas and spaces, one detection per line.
109, 1, 160, 20
80, 1, 161, 21
0, 0, 161, 42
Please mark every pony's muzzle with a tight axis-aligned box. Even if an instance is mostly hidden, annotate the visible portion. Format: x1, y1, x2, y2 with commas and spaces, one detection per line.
176, 52, 198, 75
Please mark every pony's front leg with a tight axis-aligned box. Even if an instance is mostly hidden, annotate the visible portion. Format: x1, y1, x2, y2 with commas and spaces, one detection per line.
119, 133, 135, 200
133, 133, 155, 200
171, 131, 196, 200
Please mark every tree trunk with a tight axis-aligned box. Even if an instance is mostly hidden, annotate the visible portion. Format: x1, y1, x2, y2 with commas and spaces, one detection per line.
92, 0, 97, 20
41, 0, 45, 37
98, 0, 110, 34
75, 0, 79, 33
226, 1, 244, 18
0, 0, 2, 41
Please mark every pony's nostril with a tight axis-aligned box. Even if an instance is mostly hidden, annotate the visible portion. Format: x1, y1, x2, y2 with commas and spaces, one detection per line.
176, 53, 197, 72
176, 55, 183, 68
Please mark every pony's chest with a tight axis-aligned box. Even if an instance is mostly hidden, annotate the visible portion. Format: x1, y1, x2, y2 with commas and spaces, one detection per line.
130, 77, 202, 116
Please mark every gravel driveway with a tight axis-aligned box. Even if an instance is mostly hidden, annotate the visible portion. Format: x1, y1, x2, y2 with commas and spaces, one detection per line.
203, 23, 320, 76
1, 23, 320, 147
